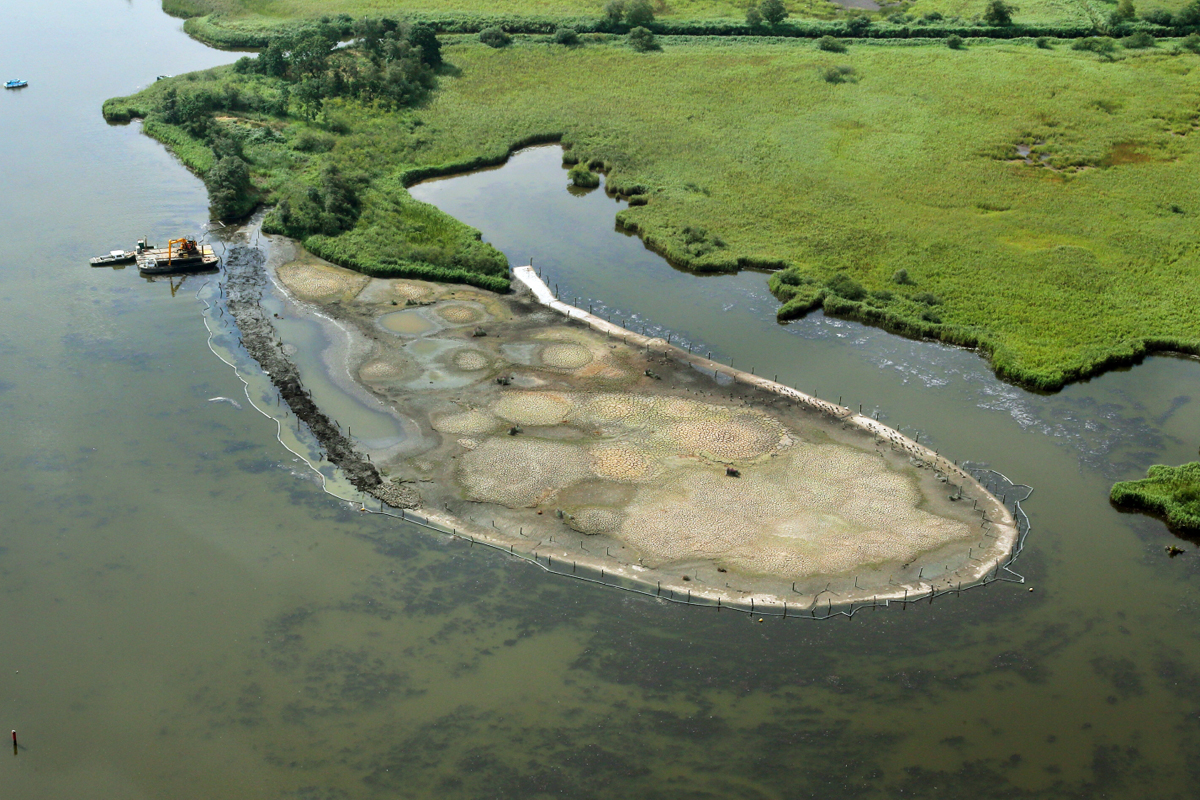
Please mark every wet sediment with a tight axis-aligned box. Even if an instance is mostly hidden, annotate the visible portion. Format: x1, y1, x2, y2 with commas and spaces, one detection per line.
222, 245, 418, 509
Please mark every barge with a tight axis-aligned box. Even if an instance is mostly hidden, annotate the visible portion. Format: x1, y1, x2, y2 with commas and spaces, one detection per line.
136, 238, 219, 275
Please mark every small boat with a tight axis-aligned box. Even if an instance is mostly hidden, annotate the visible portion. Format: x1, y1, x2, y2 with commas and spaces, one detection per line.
4, 79, 28, 89
89, 238, 153, 266
136, 237, 219, 274
89, 249, 137, 266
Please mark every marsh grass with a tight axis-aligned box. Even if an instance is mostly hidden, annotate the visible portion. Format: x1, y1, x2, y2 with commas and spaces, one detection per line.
166, 0, 1197, 28
1112, 463, 1200, 532
110, 36, 1200, 389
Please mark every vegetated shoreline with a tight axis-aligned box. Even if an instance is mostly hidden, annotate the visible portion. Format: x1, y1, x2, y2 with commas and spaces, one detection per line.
117, 114, 1200, 395
1111, 462, 1200, 534
149, 109, 1200, 396
765, 269, 1200, 393
168, 5, 1200, 49
107, 32, 1200, 395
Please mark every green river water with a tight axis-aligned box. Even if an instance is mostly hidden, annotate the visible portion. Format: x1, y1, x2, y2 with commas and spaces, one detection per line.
2, 4, 1200, 797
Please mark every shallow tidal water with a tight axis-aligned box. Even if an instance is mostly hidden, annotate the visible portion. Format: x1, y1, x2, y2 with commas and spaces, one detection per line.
3, 4, 1200, 797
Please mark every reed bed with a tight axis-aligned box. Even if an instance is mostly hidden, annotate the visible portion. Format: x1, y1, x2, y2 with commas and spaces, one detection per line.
108, 36, 1200, 388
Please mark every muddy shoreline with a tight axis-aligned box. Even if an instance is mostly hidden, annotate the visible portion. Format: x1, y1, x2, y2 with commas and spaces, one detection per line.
222, 244, 418, 509
216, 236, 1023, 610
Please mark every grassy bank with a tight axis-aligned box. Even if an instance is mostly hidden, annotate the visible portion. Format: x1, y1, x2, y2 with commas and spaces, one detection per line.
164, 0, 1200, 49
1112, 463, 1200, 532
108, 36, 1200, 388
173, 13, 1195, 51
165, 0, 1195, 28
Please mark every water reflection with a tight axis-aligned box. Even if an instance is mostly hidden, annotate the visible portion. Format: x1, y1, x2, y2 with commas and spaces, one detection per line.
1, 6, 1199, 797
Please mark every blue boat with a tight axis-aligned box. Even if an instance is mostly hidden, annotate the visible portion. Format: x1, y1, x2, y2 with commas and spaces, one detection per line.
5, 79, 28, 89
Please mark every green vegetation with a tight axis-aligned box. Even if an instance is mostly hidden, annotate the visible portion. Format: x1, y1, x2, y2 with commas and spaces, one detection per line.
821, 64, 857, 82
161, 0, 1200, 52
109, 35, 1200, 389
1112, 463, 1200, 531
817, 35, 847, 52
568, 164, 601, 187
479, 26, 512, 47
982, 0, 1015, 26
628, 25, 659, 51
758, 0, 789, 26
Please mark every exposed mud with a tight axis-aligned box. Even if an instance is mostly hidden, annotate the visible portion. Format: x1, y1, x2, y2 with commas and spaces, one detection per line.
223, 245, 418, 509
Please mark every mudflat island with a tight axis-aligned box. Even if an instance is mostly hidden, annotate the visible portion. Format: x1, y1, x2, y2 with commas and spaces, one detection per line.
253, 242, 1019, 610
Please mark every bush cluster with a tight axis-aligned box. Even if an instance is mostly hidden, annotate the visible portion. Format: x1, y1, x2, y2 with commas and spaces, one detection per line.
629, 26, 659, 51
185, 9, 1200, 50
821, 65, 858, 83
233, 19, 440, 114
568, 164, 600, 187
480, 26, 512, 47
553, 27, 579, 45
603, 0, 655, 26
267, 164, 362, 238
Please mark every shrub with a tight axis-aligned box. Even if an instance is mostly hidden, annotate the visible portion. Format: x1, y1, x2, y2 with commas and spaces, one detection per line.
821, 65, 858, 83
568, 164, 600, 187
817, 35, 847, 52
292, 129, 335, 152
777, 269, 812, 287
913, 291, 942, 305
409, 24, 443, 68
946, 34, 965, 49
759, 0, 788, 26
1111, 0, 1137, 21
1142, 8, 1174, 25
679, 225, 725, 257
628, 26, 659, 51
206, 154, 254, 220
1176, 0, 1200, 26
553, 26, 579, 45
983, 0, 1015, 25
626, 0, 655, 26
603, 0, 626, 23
1182, 32, 1200, 53
479, 26, 512, 48
1123, 31, 1155, 48
846, 15, 871, 35
1073, 36, 1118, 59
1035, 36, 1053, 48
922, 11, 944, 21
745, 6, 763, 26
825, 272, 866, 300
892, 268, 914, 284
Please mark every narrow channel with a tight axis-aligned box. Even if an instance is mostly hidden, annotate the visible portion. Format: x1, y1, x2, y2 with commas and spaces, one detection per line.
2, 3, 1200, 795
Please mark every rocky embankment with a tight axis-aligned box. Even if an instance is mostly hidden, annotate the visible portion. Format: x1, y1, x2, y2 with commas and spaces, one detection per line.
222, 245, 418, 509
